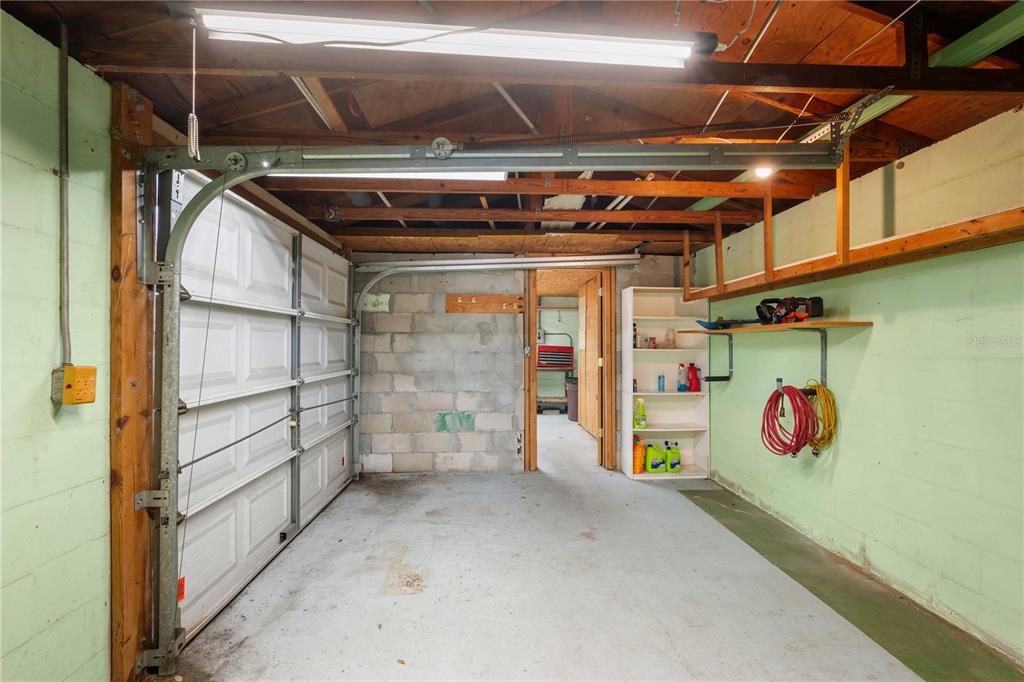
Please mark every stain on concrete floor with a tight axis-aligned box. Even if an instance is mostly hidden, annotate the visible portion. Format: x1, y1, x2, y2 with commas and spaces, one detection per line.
683, 489, 1024, 682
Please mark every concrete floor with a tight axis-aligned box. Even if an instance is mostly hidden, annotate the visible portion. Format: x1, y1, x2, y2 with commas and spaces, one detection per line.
182, 415, 916, 680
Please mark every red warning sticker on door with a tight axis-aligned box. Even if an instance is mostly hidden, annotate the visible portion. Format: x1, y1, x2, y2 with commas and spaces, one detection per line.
177, 577, 186, 602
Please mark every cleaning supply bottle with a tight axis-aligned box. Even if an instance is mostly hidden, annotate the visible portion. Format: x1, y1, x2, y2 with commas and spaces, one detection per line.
645, 442, 667, 473
687, 363, 701, 392
666, 441, 682, 473
677, 363, 687, 392
633, 398, 647, 429
657, 373, 665, 393
632, 436, 646, 474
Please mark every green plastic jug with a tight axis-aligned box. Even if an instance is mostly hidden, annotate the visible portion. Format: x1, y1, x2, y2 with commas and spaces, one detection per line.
645, 443, 667, 473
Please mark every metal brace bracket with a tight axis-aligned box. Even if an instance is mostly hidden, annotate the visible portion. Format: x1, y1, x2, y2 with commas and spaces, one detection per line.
136, 628, 185, 674
134, 489, 169, 512
704, 334, 734, 383
154, 261, 176, 287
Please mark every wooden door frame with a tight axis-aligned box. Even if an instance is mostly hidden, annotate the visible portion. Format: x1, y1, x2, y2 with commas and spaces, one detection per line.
523, 267, 617, 471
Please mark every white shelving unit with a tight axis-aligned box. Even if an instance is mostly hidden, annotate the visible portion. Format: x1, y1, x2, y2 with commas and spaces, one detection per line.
620, 287, 710, 480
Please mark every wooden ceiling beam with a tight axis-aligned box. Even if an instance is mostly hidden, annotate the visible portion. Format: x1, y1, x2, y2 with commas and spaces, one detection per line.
263, 177, 818, 199
305, 207, 760, 225
79, 40, 1024, 95
292, 77, 348, 132
203, 79, 369, 128
327, 227, 715, 242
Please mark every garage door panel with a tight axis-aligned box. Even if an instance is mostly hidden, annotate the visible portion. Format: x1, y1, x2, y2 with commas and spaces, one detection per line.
301, 238, 349, 317
244, 222, 292, 304
178, 462, 292, 635
246, 465, 291, 559
299, 432, 351, 525
177, 390, 292, 513
181, 172, 293, 309
180, 312, 239, 399
180, 308, 292, 405
181, 219, 242, 295
246, 393, 292, 466
299, 324, 326, 376
178, 505, 238, 633
300, 320, 350, 377
246, 318, 291, 384
299, 377, 352, 443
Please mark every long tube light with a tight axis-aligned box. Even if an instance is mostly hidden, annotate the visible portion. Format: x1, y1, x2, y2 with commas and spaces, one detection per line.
195, 9, 697, 69
272, 171, 508, 181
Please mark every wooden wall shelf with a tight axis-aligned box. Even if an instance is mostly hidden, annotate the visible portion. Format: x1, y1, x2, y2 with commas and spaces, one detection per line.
700, 320, 872, 385
697, 320, 873, 334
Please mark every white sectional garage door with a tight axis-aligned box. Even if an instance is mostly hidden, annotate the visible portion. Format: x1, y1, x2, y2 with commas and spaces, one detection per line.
174, 172, 353, 636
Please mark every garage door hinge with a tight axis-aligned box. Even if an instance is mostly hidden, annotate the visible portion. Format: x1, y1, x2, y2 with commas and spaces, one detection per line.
597, 357, 604, 367
134, 490, 169, 511
598, 287, 603, 297
154, 261, 176, 286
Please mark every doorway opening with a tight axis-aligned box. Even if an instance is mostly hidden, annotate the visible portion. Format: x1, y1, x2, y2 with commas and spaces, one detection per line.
525, 268, 616, 472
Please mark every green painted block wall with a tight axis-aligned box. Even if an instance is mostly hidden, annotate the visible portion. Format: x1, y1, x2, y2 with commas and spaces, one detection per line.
1, 12, 112, 680
707, 243, 1024, 661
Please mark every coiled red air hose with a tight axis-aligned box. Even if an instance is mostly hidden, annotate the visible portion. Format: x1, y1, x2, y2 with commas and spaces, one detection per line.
761, 385, 819, 456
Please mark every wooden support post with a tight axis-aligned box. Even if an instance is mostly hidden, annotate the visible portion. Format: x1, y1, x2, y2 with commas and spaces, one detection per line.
600, 267, 617, 471
836, 143, 851, 264
714, 211, 725, 292
109, 82, 154, 682
524, 270, 538, 471
682, 229, 692, 299
763, 182, 775, 281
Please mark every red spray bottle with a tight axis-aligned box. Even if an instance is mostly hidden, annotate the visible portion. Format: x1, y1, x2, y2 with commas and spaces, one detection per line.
687, 362, 701, 392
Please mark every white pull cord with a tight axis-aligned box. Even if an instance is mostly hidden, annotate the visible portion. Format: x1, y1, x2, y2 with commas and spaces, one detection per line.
187, 25, 201, 162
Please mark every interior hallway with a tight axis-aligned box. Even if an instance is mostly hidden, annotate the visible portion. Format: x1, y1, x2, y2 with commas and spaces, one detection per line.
181, 415, 915, 680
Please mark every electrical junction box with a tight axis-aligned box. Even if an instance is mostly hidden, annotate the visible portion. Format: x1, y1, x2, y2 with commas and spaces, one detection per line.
51, 364, 97, 406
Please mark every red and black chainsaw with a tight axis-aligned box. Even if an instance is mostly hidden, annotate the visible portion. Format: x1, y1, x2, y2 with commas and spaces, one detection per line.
755, 296, 824, 324
697, 296, 824, 330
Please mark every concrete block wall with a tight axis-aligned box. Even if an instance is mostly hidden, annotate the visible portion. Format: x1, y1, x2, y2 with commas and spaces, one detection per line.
1, 13, 112, 680
357, 270, 525, 473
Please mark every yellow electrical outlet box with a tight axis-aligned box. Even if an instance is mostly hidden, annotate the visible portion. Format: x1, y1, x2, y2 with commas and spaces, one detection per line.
51, 365, 97, 406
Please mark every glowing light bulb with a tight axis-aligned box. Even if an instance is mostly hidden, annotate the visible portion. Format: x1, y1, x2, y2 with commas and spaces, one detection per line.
754, 166, 774, 179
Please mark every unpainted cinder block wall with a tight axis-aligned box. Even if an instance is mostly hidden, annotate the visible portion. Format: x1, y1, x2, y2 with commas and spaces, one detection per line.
357, 269, 525, 473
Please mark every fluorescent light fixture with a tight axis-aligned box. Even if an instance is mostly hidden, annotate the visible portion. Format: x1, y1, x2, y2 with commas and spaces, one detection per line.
273, 171, 509, 181
754, 166, 774, 179
195, 9, 695, 69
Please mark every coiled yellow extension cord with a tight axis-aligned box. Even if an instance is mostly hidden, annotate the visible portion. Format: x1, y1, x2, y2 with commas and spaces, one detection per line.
805, 380, 837, 451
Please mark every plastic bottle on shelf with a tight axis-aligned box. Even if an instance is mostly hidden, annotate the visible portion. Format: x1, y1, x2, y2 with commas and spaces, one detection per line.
687, 363, 701, 393
657, 373, 665, 393
645, 442, 667, 473
633, 398, 648, 429
666, 441, 682, 473
632, 435, 646, 475
677, 363, 687, 392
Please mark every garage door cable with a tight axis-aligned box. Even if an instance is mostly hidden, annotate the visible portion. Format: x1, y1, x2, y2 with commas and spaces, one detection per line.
178, 191, 227, 579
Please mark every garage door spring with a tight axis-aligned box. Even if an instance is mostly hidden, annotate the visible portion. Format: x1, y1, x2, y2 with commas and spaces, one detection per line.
177, 395, 357, 473
459, 113, 850, 150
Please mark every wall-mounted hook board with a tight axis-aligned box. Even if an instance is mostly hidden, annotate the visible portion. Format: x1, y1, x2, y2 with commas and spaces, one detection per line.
446, 293, 525, 314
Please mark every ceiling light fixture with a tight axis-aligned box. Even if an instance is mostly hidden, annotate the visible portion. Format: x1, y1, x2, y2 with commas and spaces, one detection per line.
754, 166, 774, 179
272, 171, 509, 181
194, 9, 701, 69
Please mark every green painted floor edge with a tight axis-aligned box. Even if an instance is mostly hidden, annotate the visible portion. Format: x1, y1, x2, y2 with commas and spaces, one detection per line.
682, 489, 1024, 682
